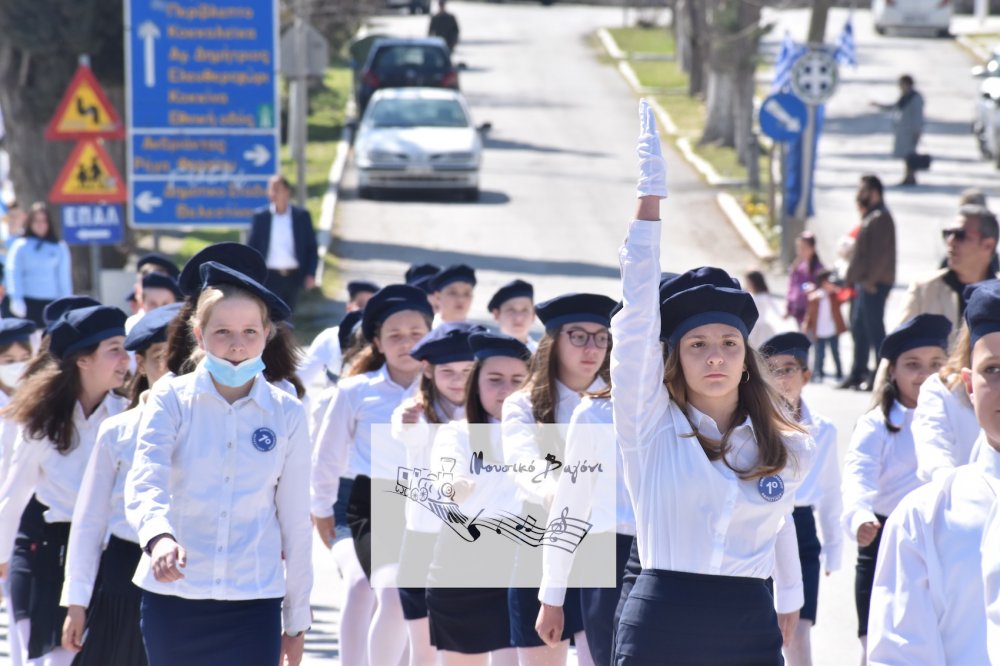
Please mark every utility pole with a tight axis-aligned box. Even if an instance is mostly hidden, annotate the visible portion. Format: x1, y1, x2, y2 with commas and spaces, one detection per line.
291, 0, 308, 207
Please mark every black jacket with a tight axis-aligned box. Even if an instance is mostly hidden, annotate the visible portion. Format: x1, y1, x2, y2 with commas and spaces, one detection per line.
246, 206, 319, 282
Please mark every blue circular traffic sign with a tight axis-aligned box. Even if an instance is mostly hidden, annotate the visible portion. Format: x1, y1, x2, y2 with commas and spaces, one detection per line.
758, 93, 808, 142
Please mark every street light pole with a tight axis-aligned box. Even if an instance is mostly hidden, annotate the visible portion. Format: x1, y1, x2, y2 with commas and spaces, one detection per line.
292, 0, 308, 207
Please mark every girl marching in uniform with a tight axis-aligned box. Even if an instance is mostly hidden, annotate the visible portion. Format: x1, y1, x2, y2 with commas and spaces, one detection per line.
502, 291, 615, 665
429, 265, 476, 327
0, 305, 130, 666
298, 280, 378, 389
60, 303, 180, 665
426, 331, 529, 666
311, 284, 433, 666
841, 313, 950, 663
611, 100, 811, 665
392, 323, 479, 666
761, 332, 843, 666
866, 282, 1000, 664
488, 280, 538, 353
124, 262, 313, 666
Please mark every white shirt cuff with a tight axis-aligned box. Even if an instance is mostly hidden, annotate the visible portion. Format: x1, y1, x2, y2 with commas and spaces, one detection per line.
627, 219, 662, 246
822, 540, 843, 573
538, 585, 567, 607
283, 604, 312, 635
848, 509, 878, 541
136, 518, 175, 552
773, 581, 804, 615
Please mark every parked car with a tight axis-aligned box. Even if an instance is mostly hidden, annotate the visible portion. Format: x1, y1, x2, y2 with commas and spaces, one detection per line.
354, 88, 486, 201
872, 0, 953, 37
385, 0, 431, 14
355, 37, 459, 114
972, 47, 1000, 166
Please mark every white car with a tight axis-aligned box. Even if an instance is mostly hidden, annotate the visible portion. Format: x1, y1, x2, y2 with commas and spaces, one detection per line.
872, 0, 952, 37
355, 88, 485, 201
972, 47, 1000, 166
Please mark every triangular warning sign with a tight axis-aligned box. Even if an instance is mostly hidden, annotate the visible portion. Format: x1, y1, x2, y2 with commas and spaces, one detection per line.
44, 65, 124, 141
49, 139, 126, 203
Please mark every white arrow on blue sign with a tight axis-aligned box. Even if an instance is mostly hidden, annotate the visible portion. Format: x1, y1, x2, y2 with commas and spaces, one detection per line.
758, 93, 809, 143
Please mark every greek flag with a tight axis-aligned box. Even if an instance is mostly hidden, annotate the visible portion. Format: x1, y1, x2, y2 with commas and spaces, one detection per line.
836, 15, 857, 67
771, 31, 803, 93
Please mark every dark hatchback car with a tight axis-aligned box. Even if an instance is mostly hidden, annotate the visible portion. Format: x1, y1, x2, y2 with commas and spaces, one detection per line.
356, 37, 459, 114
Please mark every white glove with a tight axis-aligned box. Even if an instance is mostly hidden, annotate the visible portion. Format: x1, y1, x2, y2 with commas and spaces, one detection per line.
9, 299, 25, 318
636, 98, 668, 199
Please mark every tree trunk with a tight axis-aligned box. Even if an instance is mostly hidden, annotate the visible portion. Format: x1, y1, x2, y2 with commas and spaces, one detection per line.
686, 0, 707, 97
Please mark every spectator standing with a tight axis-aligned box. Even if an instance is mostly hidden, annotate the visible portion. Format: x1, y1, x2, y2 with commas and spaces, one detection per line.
246, 175, 318, 315
803, 269, 847, 382
787, 231, 824, 326
428, 0, 460, 53
5, 202, 72, 328
872, 75, 924, 186
744, 270, 792, 351
840, 175, 896, 391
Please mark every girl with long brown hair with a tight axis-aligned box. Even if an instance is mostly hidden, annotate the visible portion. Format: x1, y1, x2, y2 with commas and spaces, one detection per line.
611, 101, 812, 665
502, 291, 615, 665
311, 284, 432, 666
0, 305, 130, 666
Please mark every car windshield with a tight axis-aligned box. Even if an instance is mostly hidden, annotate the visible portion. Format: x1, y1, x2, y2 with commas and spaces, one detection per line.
373, 45, 448, 75
369, 99, 469, 129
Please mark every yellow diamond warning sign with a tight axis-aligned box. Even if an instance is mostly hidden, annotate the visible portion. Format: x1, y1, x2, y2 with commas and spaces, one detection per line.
44, 65, 124, 140
48, 139, 126, 203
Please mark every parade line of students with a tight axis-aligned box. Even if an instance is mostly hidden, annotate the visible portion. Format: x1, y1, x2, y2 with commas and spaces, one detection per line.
0, 101, 998, 665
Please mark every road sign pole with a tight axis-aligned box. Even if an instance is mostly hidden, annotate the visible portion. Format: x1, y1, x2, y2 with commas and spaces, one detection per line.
782, 104, 816, 266
90, 243, 102, 302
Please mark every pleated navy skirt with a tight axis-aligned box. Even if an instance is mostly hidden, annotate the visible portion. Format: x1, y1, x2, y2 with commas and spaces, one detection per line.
580, 532, 634, 666
793, 506, 822, 624
615, 569, 783, 666
140, 591, 282, 666
10, 496, 70, 659
426, 587, 512, 654
73, 535, 146, 666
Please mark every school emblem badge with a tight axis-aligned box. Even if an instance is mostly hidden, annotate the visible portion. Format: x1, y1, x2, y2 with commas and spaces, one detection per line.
758, 475, 784, 502
251, 427, 276, 452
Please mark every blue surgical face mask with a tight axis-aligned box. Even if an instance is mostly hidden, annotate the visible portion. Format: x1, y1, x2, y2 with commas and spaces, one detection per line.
203, 351, 265, 388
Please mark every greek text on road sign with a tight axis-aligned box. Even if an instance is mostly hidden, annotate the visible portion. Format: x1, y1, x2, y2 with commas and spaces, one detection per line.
49, 139, 126, 203
759, 93, 808, 142
45, 65, 124, 140
125, 0, 279, 228
61, 204, 125, 245
790, 48, 839, 106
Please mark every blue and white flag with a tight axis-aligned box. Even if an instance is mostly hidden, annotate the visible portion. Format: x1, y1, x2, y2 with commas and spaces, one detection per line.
771, 31, 804, 93
835, 14, 857, 67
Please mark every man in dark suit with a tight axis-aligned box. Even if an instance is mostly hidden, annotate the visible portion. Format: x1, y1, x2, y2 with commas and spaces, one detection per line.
246, 175, 318, 314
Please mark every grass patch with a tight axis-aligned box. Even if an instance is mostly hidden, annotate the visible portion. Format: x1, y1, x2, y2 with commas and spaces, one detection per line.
630, 60, 688, 91
607, 26, 676, 55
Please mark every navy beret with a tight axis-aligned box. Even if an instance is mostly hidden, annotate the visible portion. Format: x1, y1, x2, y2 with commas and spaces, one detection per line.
361, 284, 433, 341
761, 332, 812, 362
347, 280, 380, 300
659, 267, 757, 346
199, 262, 291, 322
137, 252, 180, 279
610, 273, 680, 339
488, 279, 534, 311
405, 263, 440, 286
536, 293, 617, 332
49, 305, 126, 360
125, 303, 183, 353
469, 331, 532, 362
880, 313, 952, 362
43, 296, 101, 332
410, 323, 485, 365
337, 310, 364, 351
0, 318, 35, 347
429, 264, 477, 292
965, 279, 1000, 348
125, 290, 137, 304
179, 243, 267, 297
141, 272, 183, 300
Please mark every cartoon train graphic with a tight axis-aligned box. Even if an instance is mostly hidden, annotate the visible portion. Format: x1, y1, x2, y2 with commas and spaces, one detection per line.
395, 457, 457, 502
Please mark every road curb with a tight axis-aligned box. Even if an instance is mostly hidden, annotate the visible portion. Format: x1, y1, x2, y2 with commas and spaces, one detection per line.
716, 192, 775, 262
956, 33, 992, 62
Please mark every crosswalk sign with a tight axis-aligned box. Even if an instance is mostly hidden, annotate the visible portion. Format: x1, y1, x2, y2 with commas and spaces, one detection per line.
48, 139, 126, 203
44, 65, 124, 140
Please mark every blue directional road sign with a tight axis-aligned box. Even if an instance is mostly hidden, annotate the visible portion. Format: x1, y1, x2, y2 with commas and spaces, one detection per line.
759, 93, 808, 142
125, 0, 279, 228
61, 205, 125, 245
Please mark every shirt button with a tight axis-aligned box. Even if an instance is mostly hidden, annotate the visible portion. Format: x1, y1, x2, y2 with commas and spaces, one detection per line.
221, 511, 228, 518
218, 546, 223, 552
228, 442, 233, 449
215, 578, 221, 584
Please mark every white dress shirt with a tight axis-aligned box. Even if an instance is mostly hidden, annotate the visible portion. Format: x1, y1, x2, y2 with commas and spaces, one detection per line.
797, 399, 843, 572
841, 402, 923, 539
311, 365, 418, 517
501, 377, 606, 507
0, 392, 17, 487
867, 437, 1000, 665
981, 483, 1000, 664
61, 406, 144, 608
539, 396, 636, 606
0, 394, 127, 562
912, 372, 981, 482
266, 205, 299, 270
611, 219, 812, 614
124, 364, 313, 632
298, 326, 342, 388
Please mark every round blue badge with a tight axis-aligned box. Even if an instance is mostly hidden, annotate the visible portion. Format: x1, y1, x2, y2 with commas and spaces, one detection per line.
251, 427, 277, 452
758, 475, 784, 502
